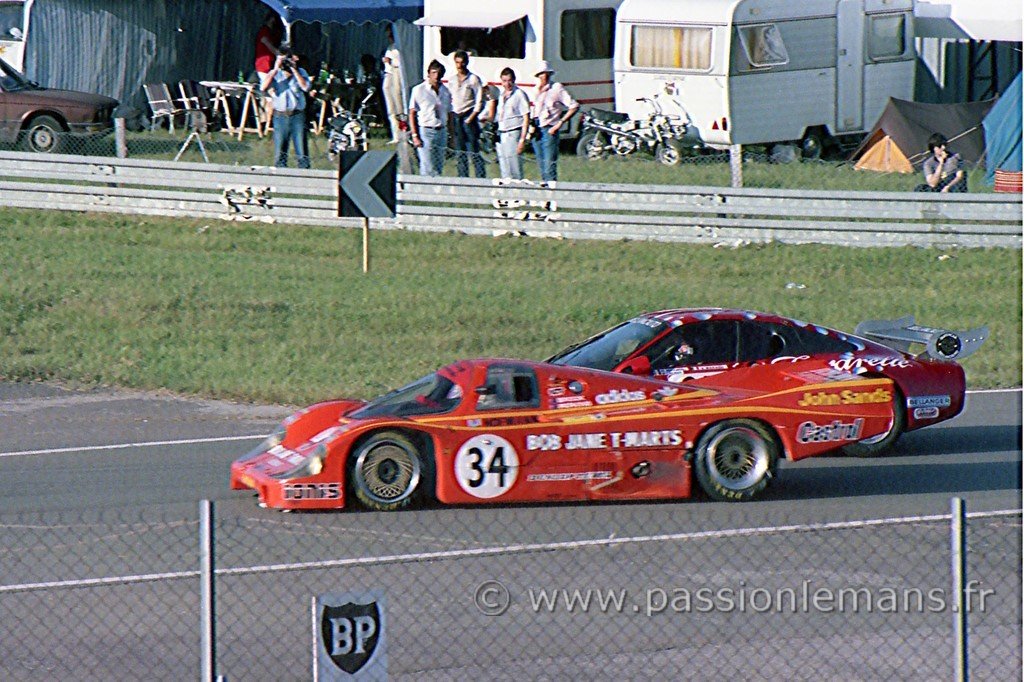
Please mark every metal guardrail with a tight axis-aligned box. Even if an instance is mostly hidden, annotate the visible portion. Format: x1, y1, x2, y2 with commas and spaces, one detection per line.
0, 151, 1019, 248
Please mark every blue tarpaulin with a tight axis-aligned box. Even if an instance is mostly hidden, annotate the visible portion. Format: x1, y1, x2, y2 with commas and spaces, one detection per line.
261, 0, 422, 24
982, 72, 1023, 184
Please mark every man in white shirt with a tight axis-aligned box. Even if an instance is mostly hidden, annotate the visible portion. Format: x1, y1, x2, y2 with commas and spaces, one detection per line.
531, 61, 578, 182
450, 50, 487, 178
489, 67, 530, 179
381, 25, 404, 144
408, 60, 453, 176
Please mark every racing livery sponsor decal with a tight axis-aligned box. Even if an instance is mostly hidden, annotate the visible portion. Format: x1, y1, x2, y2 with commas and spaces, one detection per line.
771, 355, 811, 364
315, 592, 387, 678
268, 444, 304, 465
283, 482, 341, 500
793, 368, 862, 384
526, 430, 683, 451
829, 355, 912, 372
454, 435, 519, 498
797, 388, 892, 407
526, 471, 614, 482
796, 419, 864, 444
595, 389, 646, 405
907, 395, 952, 408
913, 407, 941, 419
553, 396, 593, 409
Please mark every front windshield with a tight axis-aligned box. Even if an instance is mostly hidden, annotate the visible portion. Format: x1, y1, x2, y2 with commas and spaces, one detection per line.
547, 319, 667, 371
349, 373, 462, 419
0, 57, 33, 92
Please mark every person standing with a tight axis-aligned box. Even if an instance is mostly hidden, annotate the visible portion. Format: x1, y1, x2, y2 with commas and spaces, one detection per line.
531, 61, 578, 182
408, 60, 453, 177
914, 133, 968, 193
254, 12, 284, 82
262, 52, 311, 169
490, 67, 530, 180
450, 51, 487, 178
381, 25, 404, 145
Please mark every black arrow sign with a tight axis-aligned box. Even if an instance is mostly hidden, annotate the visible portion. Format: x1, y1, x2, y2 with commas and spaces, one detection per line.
338, 151, 397, 218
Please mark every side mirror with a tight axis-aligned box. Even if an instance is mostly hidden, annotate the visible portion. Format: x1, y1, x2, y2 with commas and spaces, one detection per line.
474, 385, 495, 396
619, 356, 652, 376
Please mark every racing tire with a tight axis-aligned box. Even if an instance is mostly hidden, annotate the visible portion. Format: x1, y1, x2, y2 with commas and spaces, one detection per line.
693, 420, 779, 502
348, 431, 433, 511
576, 131, 606, 160
655, 140, 681, 166
23, 115, 65, 154
841, 387, 906, 457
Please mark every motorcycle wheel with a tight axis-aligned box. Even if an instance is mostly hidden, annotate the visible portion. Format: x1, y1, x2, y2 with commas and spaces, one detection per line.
576, 131, 607, 160
655, 140, 682, 166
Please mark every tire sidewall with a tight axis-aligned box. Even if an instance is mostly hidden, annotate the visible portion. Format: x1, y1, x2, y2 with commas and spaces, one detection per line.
25, 116, 63, 153
348, 431, 433, 511
693, 419, 778, 502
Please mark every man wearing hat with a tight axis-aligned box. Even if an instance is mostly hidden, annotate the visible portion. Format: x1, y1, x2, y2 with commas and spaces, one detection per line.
530, 61, 579, 182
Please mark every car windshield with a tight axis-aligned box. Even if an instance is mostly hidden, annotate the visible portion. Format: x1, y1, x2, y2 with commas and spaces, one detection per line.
0, 57, 35, 92
547, 319, 668, 371
349, 373, 462, 419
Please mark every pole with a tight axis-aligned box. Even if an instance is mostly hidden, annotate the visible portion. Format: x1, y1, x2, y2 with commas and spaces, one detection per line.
951, 497, 968, 682
200, 499, 216, 682
114, 118, 127, 159
729, 144, 742, 188
362, 216, 370, 273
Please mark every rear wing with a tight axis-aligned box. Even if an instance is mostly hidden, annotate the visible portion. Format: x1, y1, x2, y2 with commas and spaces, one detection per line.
854, 316, 988, 362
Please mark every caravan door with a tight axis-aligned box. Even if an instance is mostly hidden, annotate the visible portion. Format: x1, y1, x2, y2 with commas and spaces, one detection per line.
835, 0, 864, 132
0, 1, 25, 72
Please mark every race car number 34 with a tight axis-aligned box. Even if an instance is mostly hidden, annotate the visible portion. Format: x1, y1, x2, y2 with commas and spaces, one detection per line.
454, 435, 519, 498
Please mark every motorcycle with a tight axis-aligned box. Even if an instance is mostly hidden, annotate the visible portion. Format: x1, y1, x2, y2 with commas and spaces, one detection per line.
326, 86, 376, 160
576, 96, 691, 166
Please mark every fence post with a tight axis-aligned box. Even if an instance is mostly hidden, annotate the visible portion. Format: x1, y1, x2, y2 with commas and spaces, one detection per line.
114, 118, 128, 159
729, 144, 742, 188
951, 497, 968, 682
200, 499, 216, 682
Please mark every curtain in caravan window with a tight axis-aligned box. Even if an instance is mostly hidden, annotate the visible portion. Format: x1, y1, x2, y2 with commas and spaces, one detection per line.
737, 24, 788, 67
630, 26, 711, 70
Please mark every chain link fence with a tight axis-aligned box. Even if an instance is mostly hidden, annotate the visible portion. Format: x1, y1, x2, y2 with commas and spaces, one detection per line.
0, 501, 1018, 680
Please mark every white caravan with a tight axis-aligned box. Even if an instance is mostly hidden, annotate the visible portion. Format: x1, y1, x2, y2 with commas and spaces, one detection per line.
613, 0, 915, 155
417, 0, 624, 134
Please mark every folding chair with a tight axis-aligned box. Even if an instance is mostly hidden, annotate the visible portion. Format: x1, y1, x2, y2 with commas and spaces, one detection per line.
143, 83, 186, 133
178, 80, 222, 131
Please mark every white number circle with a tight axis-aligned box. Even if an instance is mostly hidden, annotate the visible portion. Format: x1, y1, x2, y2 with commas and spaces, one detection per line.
454, 434, 519, 498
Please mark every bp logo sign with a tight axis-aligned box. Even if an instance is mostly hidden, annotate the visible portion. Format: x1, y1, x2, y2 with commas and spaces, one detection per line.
314, 592, 387, 680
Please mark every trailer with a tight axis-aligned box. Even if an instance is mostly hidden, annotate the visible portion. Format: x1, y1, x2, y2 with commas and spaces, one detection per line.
613, 0, 916, 156
417, 0, 624, 135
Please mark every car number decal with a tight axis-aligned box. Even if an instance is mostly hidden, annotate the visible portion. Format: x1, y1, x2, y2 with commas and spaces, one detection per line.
454, 435, 519, 498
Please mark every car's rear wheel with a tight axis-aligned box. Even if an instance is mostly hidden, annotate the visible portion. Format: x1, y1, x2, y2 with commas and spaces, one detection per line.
694, 420, 778, 502
842, 387, 906, 457
349, 431, 432, 511
23, 115, 65, 153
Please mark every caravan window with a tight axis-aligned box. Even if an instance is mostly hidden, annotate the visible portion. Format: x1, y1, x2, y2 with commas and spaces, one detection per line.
0, 2, 23, 40
737, 24, 788, 68
630, 25, 712, 71
867, 14, 905, 60
561, 9, 615, 61
440, 18, 527, 59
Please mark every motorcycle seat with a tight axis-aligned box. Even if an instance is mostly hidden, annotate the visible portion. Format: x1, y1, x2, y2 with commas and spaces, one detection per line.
588, 108, 630, 124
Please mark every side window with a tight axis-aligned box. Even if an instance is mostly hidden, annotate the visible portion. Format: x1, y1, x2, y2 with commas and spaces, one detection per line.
476, 365, 539, 410
791, 325, 857, 355
737, 322, 796, 362
440, 18, 527, 59
867, 14, 905, 60
737, 24, 789, 68
678, 321, 738, 365
643, 329, 687, 372
561, 9, 615, 61
631, 25, 712, 71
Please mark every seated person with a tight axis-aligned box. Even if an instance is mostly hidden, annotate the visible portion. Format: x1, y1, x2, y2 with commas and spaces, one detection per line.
914, 133, 967, 193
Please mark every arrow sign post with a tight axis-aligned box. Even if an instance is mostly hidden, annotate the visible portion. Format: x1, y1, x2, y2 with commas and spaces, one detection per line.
338, 151, 397, 273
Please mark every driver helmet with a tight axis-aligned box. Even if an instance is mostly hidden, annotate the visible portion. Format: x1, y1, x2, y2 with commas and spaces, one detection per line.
673, 342, 694, 364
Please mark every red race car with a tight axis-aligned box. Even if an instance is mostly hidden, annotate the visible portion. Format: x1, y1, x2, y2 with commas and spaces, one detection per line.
547, 310, 987, 456
232, 358, 898, 511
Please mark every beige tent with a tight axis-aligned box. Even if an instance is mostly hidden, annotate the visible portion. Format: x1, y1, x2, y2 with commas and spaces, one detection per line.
854, 134, 915, 173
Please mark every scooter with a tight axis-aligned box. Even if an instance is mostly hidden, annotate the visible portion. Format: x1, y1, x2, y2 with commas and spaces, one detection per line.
576, 96, 690, 166
326, 87, 376, 159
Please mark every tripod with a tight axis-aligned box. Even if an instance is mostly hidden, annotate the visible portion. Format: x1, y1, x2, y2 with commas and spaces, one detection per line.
174, 110, 210, 162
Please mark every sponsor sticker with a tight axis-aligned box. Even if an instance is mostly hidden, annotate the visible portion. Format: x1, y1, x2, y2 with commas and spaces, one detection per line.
526, 471, 614, 482
526, 430, 683, 452
553, 396, 593, 409
283, 483, 341, 501
913, 406, 941, 419
314, 592, 386, 680
829, 355, 912, 372
796, 388, 892, 407
595, 389, 646, 405
796, 419, 864, 444
907, 395, 952, 408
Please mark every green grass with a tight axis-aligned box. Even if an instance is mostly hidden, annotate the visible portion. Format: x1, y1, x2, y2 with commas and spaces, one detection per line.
0, 206, 1017, 404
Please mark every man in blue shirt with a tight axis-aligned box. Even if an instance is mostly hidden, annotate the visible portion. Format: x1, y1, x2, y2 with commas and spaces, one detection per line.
261, 51, 311, 169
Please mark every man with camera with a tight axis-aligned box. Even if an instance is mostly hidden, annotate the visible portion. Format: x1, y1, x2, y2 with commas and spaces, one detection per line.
261, 51, 311, 169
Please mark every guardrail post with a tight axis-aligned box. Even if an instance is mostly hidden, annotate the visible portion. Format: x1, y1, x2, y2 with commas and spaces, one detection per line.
729, 144, 742, 188
200, 499, 216, 682
951, 497, 968, 682
114, 118, 128, 159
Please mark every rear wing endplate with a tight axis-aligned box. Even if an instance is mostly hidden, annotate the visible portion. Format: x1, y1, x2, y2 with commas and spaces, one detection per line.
854, 316, 988, 362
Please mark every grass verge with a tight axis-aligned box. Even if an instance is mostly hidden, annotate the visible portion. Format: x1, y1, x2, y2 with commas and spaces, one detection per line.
0, 207, 1018, 404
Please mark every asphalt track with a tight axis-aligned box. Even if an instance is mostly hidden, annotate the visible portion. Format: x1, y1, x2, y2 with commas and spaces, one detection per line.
0, 383, 1019, 680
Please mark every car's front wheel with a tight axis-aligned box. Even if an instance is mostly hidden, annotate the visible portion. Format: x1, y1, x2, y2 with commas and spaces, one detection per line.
693, 420, 779, 502
23, 115, 65, 153
348, 431, 432, 511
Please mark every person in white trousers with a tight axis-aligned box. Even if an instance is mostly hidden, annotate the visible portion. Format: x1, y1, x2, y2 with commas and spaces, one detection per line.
381, 25, 404, 144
